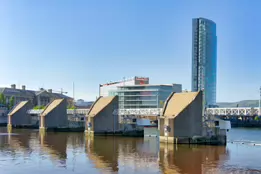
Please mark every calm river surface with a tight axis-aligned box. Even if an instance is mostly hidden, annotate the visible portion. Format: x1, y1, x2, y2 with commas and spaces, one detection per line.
0, 127, 261, 174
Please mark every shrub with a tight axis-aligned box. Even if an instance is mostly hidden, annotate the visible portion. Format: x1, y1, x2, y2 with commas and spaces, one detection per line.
33, 105, 46, 110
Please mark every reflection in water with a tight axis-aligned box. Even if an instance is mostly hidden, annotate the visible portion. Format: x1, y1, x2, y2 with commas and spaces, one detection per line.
159, 144, 228, 174
86, 136, 119, 172
39, 132, 68, 167
85, 137, 160, 173
1, 127, 261, 173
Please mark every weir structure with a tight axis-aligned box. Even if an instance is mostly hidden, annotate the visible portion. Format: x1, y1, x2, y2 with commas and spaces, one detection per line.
85, 96, 119, 136
7, 99, 85, 131
7, 91, 230, 145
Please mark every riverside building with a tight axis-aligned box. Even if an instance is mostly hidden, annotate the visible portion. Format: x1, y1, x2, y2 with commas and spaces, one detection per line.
99, 76, 149, 97
0, 84, 73, 107
191, 17, 217, 107
100, 76, 182, 127
114, 84, 182, 109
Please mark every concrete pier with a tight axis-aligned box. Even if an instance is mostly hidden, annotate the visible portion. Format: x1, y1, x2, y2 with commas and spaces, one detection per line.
8, 101, 33, 128
39, 99, 67, 131
85, 96, 119, 135
158, 91, 227, 145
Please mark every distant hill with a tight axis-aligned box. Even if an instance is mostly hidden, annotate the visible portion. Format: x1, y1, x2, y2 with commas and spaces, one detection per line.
217, 100, 259, 108
75, 100, 94, 109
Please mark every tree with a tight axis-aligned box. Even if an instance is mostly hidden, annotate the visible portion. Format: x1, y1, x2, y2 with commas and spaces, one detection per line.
67, 104, 76, 109
33, 106, 40, 110
254, 116, 260, 121
9, 96, 15, 110
0, 93, 6, 105
33, 105, 46, 110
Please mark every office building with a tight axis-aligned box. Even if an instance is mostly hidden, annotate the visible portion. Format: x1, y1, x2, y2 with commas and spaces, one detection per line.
111, 83, 182, 127
113, 84, 182, 109
191, 17, 217, 107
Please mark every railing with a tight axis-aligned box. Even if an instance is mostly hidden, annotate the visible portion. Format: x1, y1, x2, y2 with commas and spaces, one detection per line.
113, 108, 162, 116
206, 107, 259, 116
26, 107, 259, 116
27, 109, 44, 114
67, 109, 89, 115
27, 109, 90, 115
114, 107, 259, 116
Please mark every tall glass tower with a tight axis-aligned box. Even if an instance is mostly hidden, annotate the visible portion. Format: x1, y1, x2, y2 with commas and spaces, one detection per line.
191, 18, 217, 107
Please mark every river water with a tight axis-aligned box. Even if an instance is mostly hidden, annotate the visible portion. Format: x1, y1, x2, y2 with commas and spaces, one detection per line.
0, 128, 261, 174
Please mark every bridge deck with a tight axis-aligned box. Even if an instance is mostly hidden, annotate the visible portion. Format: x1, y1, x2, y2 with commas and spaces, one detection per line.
206, 107, 260, 116
26, 107, 259, 116
27, 109, 90, 115
115, 108, 260, 116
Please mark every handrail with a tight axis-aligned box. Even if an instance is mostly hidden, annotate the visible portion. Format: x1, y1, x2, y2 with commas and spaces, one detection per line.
27, 109, 90, 115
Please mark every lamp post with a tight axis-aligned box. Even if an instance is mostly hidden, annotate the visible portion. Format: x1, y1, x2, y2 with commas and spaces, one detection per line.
258, 86, 261, 116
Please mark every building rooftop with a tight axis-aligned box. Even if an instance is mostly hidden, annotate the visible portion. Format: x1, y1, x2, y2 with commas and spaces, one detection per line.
162, 91, 201, 118
117, 84, 179, 88
0, 87, 72, 99
0, 87, 35, 97
193, 17, 216, 24
8, 101, 28, 116
41, 99, 64, 117
87, 96, 116, 117
100, 76, 149, 86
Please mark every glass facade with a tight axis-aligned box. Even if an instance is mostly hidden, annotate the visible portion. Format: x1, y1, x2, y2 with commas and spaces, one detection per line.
192, 18, 217, 107
109, 85, 181, 109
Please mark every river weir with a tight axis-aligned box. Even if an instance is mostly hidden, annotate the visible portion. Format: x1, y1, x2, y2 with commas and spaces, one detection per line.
5, 91, 231, 146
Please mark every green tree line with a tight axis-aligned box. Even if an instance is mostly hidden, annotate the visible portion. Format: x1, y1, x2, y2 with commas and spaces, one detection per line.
0, 93, 15, 110
33, 105, 46, 110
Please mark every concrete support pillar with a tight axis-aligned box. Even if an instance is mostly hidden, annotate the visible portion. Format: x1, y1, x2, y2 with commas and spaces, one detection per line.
85, 126, 94, 136
164, 118, 169, 142
7, 124, 12, 133
85, 130, 94, 136
85, 117, 94, 136
39, 115, 45, 132
39, 129, 45, 142
39, 127, 46, 133
8, 115, 11, 125
7, 115, 12, 132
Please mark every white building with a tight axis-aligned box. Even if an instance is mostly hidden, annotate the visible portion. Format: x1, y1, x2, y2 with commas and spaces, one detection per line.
99, 76, 149, 97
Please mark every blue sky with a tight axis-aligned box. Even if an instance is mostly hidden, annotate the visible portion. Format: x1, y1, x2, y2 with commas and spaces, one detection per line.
1, 0, 261, 102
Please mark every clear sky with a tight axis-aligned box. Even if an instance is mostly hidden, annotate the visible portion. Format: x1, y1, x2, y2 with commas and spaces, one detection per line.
1, 0, 261, 102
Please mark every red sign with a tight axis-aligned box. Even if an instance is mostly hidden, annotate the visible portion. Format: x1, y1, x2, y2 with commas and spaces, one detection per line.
136, 77, 149, 81
139, 81, 145, 85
